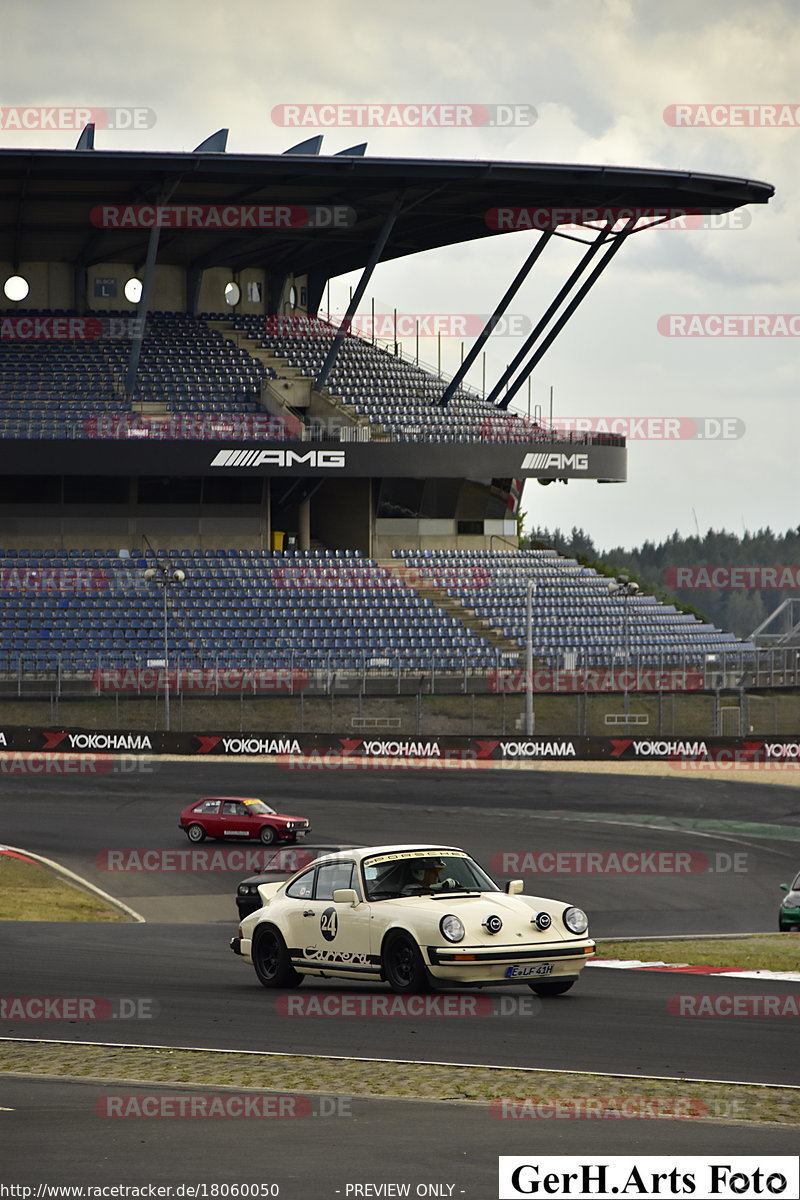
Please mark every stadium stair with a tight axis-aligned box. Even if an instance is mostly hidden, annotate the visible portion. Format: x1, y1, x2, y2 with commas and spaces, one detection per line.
205, 317, 388, 440
377, 558, 522, 659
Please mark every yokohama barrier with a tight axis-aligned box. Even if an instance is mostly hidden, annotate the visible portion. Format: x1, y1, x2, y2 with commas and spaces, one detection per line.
1, 728, 799, 763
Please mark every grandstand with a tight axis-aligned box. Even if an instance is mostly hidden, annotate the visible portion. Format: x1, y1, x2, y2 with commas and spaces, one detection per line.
0, 137, 775, 711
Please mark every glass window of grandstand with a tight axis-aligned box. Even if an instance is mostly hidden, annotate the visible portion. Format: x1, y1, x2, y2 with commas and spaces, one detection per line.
203, 477, 263, 505
137, 477, 202, 504
63, 477, 128, 504
0, 476, 60, 504
3, 275, 29, 301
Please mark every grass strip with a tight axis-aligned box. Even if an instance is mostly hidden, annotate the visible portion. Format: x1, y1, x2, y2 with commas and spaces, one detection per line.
0, 1040, 796, 1125
0, 855, 128, 922
596, 935, 800, 972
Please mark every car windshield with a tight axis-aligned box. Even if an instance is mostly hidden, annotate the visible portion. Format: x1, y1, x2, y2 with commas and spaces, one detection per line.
791, 871, 800, 891
362, 852, 499, 901
241, 800, 275, 815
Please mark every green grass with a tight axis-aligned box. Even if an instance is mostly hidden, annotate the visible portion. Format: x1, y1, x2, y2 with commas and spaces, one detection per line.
0, 1042, 797, 1125
0, 855, 129, 922
596, 935, 800, 972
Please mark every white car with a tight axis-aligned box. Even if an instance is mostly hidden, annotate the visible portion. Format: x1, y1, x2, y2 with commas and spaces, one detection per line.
230, 844, 595, 995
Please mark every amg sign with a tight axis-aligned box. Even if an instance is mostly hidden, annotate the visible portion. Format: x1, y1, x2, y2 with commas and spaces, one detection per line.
210, 449, 346, 468
521, 452, 589, 471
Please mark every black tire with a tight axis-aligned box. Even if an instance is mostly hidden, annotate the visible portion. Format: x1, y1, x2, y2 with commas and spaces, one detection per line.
251, 927, 304, 989
382, 932, 429, 994
528, 979, 575, 997
186, 823, 206, 843
259, 826, 277, 845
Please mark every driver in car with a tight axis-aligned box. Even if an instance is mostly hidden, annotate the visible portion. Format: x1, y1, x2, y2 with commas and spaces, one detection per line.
401, 857, 458, 894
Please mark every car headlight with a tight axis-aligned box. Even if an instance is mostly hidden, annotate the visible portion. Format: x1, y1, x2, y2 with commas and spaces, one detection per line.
563, 906, 589, 935
440, 914, 465, 943
238, 884, 257, 896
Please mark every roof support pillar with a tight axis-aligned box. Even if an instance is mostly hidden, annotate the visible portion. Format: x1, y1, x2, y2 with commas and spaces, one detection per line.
123, 219, 163, 401
438, 231, 554, 407
314, 192, 404, 392
497, 219, 636, 410
496, 220, 633, 412
486, 223, 614, 409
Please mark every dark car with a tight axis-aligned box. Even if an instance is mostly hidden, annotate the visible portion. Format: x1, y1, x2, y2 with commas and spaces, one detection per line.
235, 843, 356, 919
779, 870, 800, 931
179, 796, 310, 846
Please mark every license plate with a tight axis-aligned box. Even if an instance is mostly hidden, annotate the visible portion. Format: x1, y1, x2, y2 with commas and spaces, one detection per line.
505, 962, 554, 979
296, 830, 307, 839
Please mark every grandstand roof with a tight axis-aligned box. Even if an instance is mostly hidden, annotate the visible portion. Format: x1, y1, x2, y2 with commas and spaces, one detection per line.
0, 147, 774, 278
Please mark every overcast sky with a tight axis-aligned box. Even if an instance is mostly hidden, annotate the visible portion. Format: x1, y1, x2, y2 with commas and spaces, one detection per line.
3, 0, 798, 548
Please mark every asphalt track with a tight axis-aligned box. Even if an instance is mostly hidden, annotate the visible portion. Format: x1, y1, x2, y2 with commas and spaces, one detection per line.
2, 1077, 799, 1189
2, 761, 800, 1191
1, 761, 798, 930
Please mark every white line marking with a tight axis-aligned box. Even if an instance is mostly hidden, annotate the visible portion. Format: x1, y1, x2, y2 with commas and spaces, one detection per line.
0, 844, 145, 923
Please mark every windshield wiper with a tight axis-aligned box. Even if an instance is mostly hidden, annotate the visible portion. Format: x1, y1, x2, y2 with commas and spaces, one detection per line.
430, 889, 482, 898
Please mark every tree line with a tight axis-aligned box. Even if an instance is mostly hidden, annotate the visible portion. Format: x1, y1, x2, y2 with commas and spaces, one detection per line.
522, 524, 800, 639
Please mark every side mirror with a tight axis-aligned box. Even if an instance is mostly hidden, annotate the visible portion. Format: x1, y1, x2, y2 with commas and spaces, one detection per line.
780, 883, 789, 892
506, 880, 524, 896
332, 888, 359, 905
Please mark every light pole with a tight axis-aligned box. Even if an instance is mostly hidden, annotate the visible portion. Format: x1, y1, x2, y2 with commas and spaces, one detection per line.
607, 574, 640, 719
525, 578, 536, 735
143, 564, 185, 731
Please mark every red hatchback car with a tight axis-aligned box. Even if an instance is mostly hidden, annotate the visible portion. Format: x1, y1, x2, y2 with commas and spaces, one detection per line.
179, 797, 310, 845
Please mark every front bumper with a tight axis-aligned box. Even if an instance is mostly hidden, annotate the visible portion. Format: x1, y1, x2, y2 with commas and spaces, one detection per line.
273, 826, 310, 841
425, 939, 595, 985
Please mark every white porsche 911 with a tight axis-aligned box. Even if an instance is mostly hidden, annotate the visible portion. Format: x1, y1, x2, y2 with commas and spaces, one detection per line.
230, 844, 595, 995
